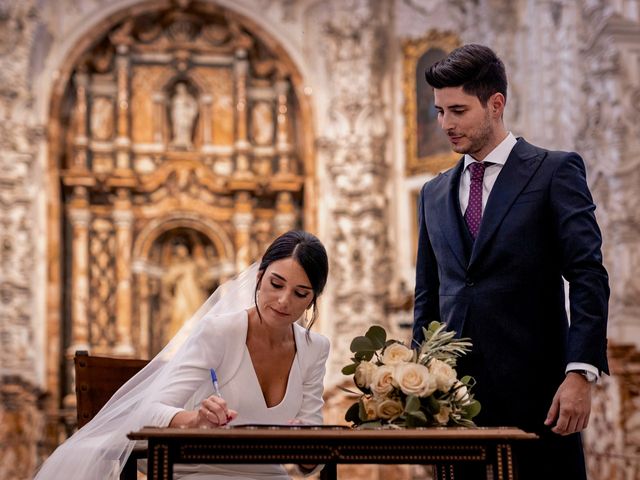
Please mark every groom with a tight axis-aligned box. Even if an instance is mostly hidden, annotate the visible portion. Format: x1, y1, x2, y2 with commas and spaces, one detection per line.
412, 44, 609, 479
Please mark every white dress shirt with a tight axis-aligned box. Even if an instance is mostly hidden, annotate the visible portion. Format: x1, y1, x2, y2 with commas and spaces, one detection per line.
457, 132, 599, 382
458, 132, 517, 215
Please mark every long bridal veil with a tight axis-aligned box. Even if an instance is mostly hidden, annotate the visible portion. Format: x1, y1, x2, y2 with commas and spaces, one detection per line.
34, 263, 259, 480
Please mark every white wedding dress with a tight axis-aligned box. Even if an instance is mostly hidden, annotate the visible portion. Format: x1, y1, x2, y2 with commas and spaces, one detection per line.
142, 309, 330, 479
34, 264, 330, 480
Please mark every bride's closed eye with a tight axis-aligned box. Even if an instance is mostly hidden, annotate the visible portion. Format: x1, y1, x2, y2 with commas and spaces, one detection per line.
270, 280, 309, 298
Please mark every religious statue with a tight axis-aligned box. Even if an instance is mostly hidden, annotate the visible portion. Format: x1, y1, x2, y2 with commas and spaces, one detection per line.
170, 82, 198, 149
90, 97, 114, 140
251, 101, 274, 145
161, 244, 208, 343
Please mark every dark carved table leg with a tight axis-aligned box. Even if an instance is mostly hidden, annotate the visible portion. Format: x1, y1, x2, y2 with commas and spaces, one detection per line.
495, 443, 515, 479
148, 442, 172, 480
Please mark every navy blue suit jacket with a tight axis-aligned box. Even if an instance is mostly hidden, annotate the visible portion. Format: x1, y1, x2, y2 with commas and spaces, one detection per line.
413, 138, 609, 432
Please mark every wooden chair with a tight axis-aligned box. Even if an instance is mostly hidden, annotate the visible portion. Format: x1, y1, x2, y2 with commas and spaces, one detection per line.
74, 350, 149, 480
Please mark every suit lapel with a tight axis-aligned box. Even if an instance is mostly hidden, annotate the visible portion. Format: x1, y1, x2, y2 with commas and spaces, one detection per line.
468, 139, 545, 268
432, 157, 468, 270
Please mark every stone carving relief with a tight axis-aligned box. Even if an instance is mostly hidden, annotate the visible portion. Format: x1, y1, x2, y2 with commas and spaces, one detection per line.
577, 7, 640, 340
0, 378, 44, 480
585, 345, 640, 479
0, 1, 47, 478
575, 3, 640, 479
88, 218, 117, 352
318, 0, 391, 382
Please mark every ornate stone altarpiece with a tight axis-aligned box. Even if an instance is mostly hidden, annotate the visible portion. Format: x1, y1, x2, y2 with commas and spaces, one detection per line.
47, 1, 313, 437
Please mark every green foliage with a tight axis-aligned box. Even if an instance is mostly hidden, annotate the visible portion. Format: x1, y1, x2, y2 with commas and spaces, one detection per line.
419, 321, 473, 367
344, 402, 360, 424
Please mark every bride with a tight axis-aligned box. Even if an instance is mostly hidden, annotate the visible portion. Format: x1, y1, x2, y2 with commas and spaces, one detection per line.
34, 230, 330, 479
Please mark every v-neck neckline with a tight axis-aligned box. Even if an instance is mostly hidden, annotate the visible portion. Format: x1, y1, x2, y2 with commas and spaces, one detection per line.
243, 310, 299, 410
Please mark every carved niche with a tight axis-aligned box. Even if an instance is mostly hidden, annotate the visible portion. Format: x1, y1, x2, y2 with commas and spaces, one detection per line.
53, 3, 309, 410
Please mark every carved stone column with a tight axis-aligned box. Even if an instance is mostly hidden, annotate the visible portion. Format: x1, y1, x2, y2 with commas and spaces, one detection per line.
0, 377, 44, 480
274, 192, 296, 235
72, 70, 90, 171
115, 44, 131, 174
67, 187, 91, 354
233, 192, 254, 270
577, 8, 640, 345
274, 79, 292, 176
153, 92, 166, 145
0, 2, 50, 474
233, 49, 252, 179
112, 188, 135, 356
201, 94, 213, 147
318, 0, 392, 381
136, 270, 150, 356
577, 7, 640, 479
585, 344, 640, 479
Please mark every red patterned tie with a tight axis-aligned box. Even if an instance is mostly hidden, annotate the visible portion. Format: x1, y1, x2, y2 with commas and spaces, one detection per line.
464, 161, 486, 239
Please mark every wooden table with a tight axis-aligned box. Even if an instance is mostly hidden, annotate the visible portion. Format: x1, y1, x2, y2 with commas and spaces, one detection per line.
128, 425, 537, 480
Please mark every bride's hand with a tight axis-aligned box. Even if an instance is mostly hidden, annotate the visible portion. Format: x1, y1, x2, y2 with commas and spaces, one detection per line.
195, 395, 238, 427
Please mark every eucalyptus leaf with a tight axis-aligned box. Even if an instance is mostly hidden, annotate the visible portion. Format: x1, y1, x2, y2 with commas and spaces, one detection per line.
422, 395, 441, 414
406, 410, 428, 427
463, 400, 481, 419
350, 336, 376, 353
345, 402, 360, 424
365, 325, 387, 349
341, 363, 357, 375
354, 350, 375, 362
404, 395, 421, 413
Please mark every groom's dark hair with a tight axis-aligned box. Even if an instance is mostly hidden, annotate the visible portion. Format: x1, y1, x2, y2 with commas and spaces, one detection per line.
425, 44, 507, 106
255, 230, 329, 330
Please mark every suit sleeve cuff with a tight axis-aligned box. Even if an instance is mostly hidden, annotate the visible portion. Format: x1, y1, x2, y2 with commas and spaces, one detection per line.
566, 362, 599, 382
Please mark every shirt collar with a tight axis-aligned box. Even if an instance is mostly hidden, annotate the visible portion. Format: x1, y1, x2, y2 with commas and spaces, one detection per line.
463, 132, 517, 169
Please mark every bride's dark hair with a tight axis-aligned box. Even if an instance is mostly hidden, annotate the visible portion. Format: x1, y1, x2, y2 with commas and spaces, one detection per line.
255, 230, 329, 329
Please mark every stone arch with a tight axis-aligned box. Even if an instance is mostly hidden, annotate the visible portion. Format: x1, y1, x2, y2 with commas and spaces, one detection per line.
133, 212, 234, 262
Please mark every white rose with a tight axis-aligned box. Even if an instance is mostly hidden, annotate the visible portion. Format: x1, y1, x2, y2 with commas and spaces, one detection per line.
428, 359, 457, 393
453, 381, 471, 405
394, 362, 437, 397
370, 365, 396, 397
381, 343, 414, 365
375, 398, 404, 420
434, 405, 451, 425
354, 361, 378, 388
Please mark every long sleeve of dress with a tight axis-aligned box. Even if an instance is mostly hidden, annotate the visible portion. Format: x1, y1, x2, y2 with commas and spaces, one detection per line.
295, 334, 331, 425
141, 311, 235, 427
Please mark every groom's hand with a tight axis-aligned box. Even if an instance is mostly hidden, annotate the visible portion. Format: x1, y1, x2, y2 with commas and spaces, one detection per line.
544, 373, 592, 435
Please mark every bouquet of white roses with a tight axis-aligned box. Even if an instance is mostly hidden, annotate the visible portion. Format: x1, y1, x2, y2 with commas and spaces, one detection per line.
342, 321, 481, 428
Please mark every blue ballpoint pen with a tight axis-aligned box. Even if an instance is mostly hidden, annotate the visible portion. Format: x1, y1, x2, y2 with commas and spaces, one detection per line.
210, 368, 222, 398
